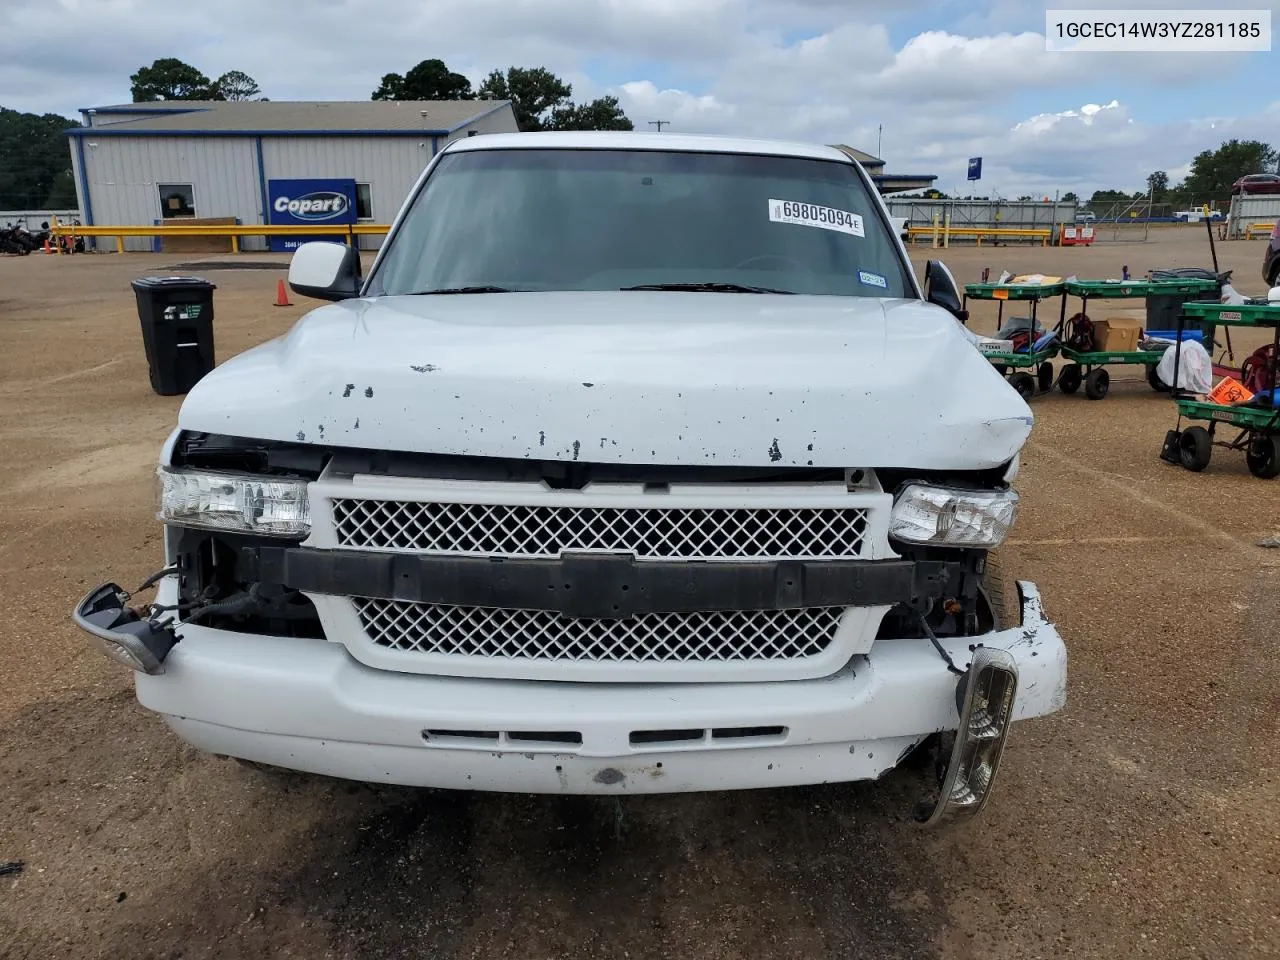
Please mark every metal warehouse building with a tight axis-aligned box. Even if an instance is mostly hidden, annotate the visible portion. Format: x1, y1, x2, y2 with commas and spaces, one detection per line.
67, 99, 519, 252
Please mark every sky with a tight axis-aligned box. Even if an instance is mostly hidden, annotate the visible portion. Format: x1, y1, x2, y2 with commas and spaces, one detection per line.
2, 0, 1278, 196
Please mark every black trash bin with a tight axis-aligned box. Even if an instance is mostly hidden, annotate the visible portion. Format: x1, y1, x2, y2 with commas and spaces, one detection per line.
1145, 267, 1229, 333
130, 276, 217, 396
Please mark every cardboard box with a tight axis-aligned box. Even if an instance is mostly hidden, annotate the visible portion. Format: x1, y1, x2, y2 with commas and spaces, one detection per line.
1009, 273, 1063, 285
1092, 316, 1143, 352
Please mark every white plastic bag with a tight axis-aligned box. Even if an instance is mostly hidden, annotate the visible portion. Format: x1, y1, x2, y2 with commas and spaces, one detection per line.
1155, 339, 1213, 393
1219, 283, 1247, 306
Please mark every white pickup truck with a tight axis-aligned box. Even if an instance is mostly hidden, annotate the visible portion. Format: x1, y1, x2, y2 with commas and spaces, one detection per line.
76, 132, 1066, 825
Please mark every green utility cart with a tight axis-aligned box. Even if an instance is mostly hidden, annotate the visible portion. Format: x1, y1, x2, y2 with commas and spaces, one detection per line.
962, 280, 1066, 329
1058, 277, 1222, 400
963, 281, 1066, 399
1057, 345, 1172, 400
1064, 277, 1220, 315
1161, 300, 1280, 479
979, 344, 1062, 400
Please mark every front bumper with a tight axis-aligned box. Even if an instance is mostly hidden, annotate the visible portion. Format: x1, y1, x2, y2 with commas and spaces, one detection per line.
74, 576, 1066, 806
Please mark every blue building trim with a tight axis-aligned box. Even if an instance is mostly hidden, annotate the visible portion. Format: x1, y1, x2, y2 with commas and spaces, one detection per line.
431, 136, 441, 156
78, 105, 210, 116
872, 174, 939, 183
444, 100, 510, 133
255, 136, 269, 225
66, 126, 452, 138
73, 136, 94, 226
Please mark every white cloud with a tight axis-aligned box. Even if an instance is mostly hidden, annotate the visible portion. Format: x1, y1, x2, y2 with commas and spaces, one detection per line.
618, 81, 736, 127
895, 99, 1279, 198
1013, 99, 1124, 135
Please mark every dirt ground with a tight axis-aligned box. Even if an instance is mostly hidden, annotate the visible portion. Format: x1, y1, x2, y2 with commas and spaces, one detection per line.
1, 227, 1277, 960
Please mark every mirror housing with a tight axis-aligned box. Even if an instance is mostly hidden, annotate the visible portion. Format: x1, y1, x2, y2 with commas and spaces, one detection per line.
288, 241, 362, 301
924, 259, 969, 325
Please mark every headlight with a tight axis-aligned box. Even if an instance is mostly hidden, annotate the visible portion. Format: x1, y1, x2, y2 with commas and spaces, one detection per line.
889, 484, 1018, 547
159, 468, 311, 537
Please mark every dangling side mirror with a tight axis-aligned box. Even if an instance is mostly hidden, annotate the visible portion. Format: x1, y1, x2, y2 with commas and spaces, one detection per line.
924, 259, 969, 326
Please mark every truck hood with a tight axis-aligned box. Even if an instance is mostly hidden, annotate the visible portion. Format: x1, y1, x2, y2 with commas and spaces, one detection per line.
179, 291, 1033, 470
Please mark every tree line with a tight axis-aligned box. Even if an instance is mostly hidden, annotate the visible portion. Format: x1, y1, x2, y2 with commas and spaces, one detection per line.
901, 139, 1276, 210
371, 58, 632, 131
1, 56, 1272, 214
122, 55, 632, 131
0, 109, 81, 209
1134, 139, 1275, 209
0, 55, 632, 211
129, 59, 266, 101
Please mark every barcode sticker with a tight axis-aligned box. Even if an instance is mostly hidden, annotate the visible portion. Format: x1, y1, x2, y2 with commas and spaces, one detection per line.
769, 199, 864, 237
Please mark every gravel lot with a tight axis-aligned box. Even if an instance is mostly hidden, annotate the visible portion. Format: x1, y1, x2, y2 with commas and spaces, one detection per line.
1, 229, 1277, 959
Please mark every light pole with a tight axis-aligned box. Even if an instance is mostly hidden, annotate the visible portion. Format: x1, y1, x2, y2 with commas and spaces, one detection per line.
648, 120, 670, 132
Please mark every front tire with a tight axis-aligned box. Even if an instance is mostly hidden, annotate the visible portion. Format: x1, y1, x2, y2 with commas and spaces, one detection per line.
1009, 372, 1036, 400
1085, 368, 1110, 400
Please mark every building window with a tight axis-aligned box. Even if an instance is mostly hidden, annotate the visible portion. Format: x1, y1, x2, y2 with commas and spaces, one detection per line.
158, 183, 196, 219
356, 183, 373, 221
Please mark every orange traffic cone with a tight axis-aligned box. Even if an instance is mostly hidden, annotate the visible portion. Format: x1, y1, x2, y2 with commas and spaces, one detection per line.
42, 237, 52, 254
274, 278, 292, 307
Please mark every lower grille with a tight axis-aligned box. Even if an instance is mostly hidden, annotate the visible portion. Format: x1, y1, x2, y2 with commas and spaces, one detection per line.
353, 598, 843, 663
330, 498, 871, 560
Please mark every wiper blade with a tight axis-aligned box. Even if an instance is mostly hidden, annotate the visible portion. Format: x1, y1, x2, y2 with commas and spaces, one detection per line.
620, 282, 795, 294
405, 285, 517, 295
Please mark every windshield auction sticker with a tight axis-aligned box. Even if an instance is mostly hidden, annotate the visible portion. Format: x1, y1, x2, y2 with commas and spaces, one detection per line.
769, 200, 864, 237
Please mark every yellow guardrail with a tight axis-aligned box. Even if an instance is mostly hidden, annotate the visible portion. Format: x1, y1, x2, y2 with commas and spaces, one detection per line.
48, 218, 391, 254
1244, 222, 1276, 240
905, 225, 1051, 248
56, 217, 1054, 254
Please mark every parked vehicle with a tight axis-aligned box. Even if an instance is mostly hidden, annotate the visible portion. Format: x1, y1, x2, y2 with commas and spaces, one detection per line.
1232, 173, 1280, 195
73, 132, 1067, 825
1175, 209, 1224, 223
0, 223, 43, 254
1264, 221, 1280, 285
1074, 211, 1096, 223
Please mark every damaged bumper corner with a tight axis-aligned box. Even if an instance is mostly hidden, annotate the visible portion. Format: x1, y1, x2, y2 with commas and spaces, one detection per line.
915, 580, 1065, 826
75, 575, 1065, 812
72, 582, 178, 675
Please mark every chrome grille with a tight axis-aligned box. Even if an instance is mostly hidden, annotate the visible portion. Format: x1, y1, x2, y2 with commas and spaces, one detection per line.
331, 499, 870, 560
352, 598, 843, 662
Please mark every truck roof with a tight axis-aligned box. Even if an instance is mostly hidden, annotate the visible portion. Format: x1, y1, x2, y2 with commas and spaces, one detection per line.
443, 131, 855, 164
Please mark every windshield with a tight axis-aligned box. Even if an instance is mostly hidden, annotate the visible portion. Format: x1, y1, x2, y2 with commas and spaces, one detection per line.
367, 148, 912, 298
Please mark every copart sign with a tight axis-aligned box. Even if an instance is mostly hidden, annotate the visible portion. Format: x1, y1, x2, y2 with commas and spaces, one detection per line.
274, 192, 348, 220
267, 178, 357, 251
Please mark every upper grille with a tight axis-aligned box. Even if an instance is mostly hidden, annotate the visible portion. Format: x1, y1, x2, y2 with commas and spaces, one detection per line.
330, 499, 870, 560
353, 598, 843, 663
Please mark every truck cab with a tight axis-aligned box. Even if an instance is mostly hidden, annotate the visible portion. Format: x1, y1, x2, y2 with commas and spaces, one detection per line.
75, 132, 1066, 825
